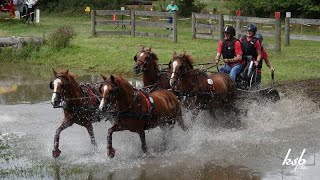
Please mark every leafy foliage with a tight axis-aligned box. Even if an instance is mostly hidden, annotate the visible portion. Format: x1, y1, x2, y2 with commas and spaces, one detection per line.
177, 0, 207, 17
226, 0, 320, 18
47, 25, 77, 50
37, 0, 131, 12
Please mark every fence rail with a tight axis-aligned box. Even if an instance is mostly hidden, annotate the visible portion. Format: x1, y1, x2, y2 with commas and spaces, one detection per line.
92, 9, 320, 48
192, 13, 281, 52
285, 17, 320, 45
91, 9, 177, 42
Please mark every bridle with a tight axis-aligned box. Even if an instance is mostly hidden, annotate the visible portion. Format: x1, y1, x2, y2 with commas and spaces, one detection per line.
50, 76, 70, 107
170, 58, 194, 88
100, 81, 141, 117
134, 51, 156, 72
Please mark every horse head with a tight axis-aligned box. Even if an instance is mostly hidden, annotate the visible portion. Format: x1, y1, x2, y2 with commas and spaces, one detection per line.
169, 51, 194, 87
49, 68, 71, 108
98, 75, 119, 111
133, 46, 159, 74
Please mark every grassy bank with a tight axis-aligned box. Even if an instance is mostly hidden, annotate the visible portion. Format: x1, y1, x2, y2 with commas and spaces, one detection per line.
0, 14, 319, 84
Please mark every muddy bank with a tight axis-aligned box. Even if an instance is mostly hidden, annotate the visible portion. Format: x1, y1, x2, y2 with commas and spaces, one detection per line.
275, 78, 320, 106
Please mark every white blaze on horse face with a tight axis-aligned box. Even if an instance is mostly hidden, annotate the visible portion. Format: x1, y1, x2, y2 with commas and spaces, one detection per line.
170, 60, 178, 86
99, 85, 108, 110
51, 78, 62, 103
139, 52, 145, 57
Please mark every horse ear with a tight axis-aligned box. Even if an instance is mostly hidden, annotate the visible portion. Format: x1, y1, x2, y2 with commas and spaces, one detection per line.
100, 74, 107, 81
172, 51, 177, 57
182, 51, 186, 56
110, 75, 115, 83
140, 46, 145, 51
66, 69, 69, 75
145, 47, 151, 52
52, 68, 57, 77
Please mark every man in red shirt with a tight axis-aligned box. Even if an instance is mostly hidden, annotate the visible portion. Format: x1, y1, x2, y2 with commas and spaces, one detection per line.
215, 26, 244, 82
255, 33, 275, 84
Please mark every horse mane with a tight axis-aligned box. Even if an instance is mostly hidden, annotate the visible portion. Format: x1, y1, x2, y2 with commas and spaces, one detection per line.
176, 52, 194, 69
149, 52, 159, 64
114, 76, 134, 95
143, 48, 159, 65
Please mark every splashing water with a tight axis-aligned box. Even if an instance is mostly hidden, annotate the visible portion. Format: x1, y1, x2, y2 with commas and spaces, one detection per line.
1, 92, 320, 179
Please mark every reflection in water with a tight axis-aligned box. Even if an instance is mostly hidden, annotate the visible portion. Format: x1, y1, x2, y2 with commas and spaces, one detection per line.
0, 70, 140, 105
50, 161, 260, 180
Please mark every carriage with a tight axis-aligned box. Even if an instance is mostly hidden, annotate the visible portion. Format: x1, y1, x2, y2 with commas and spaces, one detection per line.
234, 55, 280, 102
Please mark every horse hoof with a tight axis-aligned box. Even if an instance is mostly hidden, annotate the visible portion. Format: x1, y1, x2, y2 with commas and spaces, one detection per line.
107, 148, 115, 158
52, 149, 61, 158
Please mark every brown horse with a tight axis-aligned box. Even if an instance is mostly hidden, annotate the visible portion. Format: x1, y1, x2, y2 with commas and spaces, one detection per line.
98, 75, 187, 158
169, 52, 238, 123
133, 47, 171, 91
49, 69, 102, 158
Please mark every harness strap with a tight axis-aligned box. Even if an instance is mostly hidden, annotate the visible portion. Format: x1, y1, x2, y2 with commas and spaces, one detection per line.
139, 90, 154, 116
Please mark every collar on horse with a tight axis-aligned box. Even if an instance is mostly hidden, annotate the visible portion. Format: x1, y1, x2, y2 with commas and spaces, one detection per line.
173, 70, 216, 97
109, 89, 155, 120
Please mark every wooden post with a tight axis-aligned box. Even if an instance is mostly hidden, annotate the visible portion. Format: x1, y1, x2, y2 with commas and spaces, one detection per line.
285, 17, 290, 46
219, 14, 224, 41
91, 9, 96, 36
236, 16, 241, 39
192, 12, 196, 39
275, 18, 281, 52
173, 11, 177, 43
131, 10, 135, 37
209, 11, 213, 35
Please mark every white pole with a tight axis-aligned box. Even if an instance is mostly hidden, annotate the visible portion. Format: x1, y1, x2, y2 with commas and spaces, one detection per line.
36, 9, 40, 23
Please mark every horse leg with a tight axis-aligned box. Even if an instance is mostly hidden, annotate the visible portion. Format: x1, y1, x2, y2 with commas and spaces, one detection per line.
85, 124, 96, 146
138, 131, 148, 153
191, 106, 200, 123
176, 108, 188, 131
53, 120, 73, 158
107, 124, 121, 158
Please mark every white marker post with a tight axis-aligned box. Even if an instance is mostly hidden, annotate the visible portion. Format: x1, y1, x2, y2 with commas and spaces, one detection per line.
36, 9, 40, 23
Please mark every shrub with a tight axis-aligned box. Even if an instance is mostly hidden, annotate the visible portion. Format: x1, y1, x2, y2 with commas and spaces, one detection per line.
47, 25, 77, 50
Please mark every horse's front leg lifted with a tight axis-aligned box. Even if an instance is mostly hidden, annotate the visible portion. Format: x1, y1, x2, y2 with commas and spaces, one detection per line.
107, 124, 121, 158
138, 131, 147, 153
53, 120, 72, 158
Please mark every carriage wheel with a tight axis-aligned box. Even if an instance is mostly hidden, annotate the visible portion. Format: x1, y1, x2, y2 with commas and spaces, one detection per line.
248, 69, 258, 90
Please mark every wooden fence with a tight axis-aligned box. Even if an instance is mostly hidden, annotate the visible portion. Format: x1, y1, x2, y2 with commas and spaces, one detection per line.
91, 10, 177, 42
285, 17, 320, 46
192, 13, 281, 52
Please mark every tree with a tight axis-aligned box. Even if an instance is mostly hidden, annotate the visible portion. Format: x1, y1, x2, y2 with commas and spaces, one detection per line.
177, 0, 206, 17
227, 0, 320, 18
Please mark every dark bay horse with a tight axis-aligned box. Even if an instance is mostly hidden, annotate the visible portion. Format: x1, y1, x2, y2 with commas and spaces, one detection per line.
133, 47, 171, 91
49, 69, 101, 158
169, 52, 238, 124
98, 75, 188, 158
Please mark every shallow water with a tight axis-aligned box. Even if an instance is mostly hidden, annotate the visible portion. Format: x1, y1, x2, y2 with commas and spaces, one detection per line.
1, 64, 320, 179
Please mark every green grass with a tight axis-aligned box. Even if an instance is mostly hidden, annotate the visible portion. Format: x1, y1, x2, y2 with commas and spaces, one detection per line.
0, 13, 320, 85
